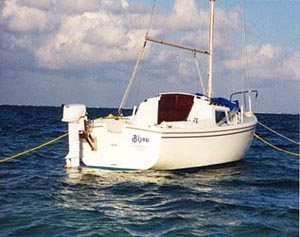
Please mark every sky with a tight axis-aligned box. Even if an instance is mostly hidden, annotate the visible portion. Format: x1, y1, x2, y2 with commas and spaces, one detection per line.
0, 0, 299, 114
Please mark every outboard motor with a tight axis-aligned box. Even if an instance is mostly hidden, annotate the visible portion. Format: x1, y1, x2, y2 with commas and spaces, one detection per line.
62, 104, 86, 168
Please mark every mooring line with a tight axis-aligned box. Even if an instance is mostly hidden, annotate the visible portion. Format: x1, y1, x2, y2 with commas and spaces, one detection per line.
0, 133, 68, 163
254, 133, 299, 158
1, 123, 299, 163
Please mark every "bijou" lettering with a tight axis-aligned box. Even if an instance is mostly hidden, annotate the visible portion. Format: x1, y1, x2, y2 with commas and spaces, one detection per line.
132, 134, 149, 143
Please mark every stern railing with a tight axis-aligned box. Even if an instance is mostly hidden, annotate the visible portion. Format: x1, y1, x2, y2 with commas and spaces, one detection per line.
230, 90, 258, 114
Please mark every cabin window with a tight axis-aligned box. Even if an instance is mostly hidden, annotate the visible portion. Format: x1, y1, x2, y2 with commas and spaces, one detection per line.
215, 110, 226, 123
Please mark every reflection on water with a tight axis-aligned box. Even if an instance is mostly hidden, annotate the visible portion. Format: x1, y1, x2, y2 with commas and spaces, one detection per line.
56, 162, 255, 236
64, 161, 249, 185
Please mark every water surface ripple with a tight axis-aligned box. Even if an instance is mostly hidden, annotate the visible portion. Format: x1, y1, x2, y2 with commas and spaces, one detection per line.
0, 106, 299, 236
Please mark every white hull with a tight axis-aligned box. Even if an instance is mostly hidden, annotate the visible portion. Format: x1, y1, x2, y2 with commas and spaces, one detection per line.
79, 116, 256, 171
154, 121, 256, 170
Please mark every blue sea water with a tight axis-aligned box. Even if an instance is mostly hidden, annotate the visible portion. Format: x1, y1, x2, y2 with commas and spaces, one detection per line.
0, 105, 299, 237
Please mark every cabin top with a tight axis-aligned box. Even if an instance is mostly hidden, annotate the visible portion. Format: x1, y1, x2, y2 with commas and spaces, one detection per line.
133, 92, 238, 127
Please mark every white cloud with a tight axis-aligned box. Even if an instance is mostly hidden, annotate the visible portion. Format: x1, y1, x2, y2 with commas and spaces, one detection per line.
1, 0, 47, 32
35, 11, 146, 69
54, 0, 100, 15
0, 0, 242, 71
5, 34, 34, 51
225, 43, 299, 81
280, 51, 300, 81
258, 43, 281, 59
164, 0, 203, 33
54, 0, 130, 15
103, 0, 129, 12
22, 0, 51, 10
83, 13, 128, 47
173, 0, 197, 16
1, 0, 299, 82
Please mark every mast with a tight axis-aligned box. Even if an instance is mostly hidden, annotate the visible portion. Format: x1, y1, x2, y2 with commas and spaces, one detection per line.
207, 0, 215, 98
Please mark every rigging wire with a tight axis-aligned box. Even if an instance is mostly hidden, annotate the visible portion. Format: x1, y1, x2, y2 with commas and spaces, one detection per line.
135, 0, 157, 106
257, 121, 300, 145
239, 0, 251, 91
146, 0, 157, 34
118, 0, 157, 115
193, 53, 206, 94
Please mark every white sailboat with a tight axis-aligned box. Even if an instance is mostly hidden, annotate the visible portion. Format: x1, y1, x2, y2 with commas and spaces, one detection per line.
62, 0, 258, 171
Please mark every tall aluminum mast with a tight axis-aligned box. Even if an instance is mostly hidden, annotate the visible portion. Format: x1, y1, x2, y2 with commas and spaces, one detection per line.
207, 0, 215, 98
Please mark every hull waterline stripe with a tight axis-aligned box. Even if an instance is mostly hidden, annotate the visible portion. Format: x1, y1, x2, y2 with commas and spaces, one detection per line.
161, 127, 256, 139
125, 123, 257, 135
82, 165, 139, 171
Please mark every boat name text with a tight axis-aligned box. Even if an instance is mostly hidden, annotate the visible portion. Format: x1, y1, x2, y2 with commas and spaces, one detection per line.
132, 134, 149, 143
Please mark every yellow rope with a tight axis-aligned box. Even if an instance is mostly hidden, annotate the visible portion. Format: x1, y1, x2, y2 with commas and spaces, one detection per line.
1, 129, 298, 164
96, 113, 126, 120
0, 132, 68, 163
254, 133, 299, 158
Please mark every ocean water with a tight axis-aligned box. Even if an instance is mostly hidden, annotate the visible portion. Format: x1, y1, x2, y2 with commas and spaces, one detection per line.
0, 105, 299, 237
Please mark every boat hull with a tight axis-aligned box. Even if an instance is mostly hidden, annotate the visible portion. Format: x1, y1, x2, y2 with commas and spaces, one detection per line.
154, 123, 256, 170
80, 117, 256, 171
